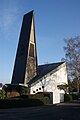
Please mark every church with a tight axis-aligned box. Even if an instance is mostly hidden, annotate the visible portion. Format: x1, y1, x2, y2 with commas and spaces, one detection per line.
10, 11, 68, 104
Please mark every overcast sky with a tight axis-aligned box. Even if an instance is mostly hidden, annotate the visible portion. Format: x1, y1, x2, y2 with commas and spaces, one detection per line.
0, 0, 80, 84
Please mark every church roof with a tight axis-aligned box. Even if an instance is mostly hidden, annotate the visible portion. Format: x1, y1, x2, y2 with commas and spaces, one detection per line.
28, 62, 65, 85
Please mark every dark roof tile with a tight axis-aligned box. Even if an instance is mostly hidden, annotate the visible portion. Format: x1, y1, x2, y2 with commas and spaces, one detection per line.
29, 62, 65, 85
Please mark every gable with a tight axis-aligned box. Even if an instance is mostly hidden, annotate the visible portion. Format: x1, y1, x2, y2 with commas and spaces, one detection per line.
29, 62, 67, 86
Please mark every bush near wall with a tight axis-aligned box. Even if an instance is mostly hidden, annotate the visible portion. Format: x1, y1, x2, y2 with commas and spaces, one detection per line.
64, 94, 72, 102
20, 87, 30, 95
3, 84, 30, 98
0, 99, 44, 109
0, 92, 51, 109
71, 94, 78, 100
19, 92, 51, 104
29, 92, 50, 98
28, 93, 50, 105
64, 93, 79, 102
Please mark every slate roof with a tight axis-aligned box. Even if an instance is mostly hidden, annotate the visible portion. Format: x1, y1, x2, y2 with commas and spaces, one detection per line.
28, 62, 65, 85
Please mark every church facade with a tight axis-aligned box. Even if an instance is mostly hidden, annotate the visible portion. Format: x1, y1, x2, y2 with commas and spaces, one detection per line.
11, 11, 68, 104
29, 62, 68, 104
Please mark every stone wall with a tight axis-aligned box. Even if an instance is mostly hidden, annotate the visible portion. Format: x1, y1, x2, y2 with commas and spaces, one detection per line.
24, 56, 37, 84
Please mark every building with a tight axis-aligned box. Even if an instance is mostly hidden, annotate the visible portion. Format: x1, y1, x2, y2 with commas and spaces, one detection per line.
11, 10, 38, 86
29, 62, 68, 104
10, 11, 68, 103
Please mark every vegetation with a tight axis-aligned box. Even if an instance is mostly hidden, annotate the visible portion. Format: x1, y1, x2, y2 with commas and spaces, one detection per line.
68, 79, 79, 93
64, 94, 72, 102
71, 94, 78, 100
0, 99, 44, 109
62, 36, 80, 93
57, 83, 69, 94
0, 90, 6, 99
20, 86, 30, 95
0, 90, 51, 108
28, 92, 51, 104
58, 83, 79, 101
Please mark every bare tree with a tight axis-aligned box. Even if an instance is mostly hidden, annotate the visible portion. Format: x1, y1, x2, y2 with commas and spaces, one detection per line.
64, 36, 80, 93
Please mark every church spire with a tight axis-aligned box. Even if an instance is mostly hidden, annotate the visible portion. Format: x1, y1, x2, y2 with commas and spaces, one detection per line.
11, 11, 38, 86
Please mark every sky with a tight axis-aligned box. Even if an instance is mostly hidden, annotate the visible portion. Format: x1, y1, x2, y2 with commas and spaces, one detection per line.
0, 0, 80, 84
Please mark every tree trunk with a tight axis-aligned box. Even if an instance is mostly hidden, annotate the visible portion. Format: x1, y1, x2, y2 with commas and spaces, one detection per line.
77, 78, 80, 94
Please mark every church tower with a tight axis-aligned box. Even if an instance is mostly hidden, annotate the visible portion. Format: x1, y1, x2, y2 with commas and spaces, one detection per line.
11, 11, 38, 86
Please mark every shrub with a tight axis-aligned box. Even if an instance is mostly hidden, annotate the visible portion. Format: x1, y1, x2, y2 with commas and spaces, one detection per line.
28, 93, 50, 104
0, 90, 6, 99
64, 94, 72, 102
7, 91, 20, 98
39, 97, 50, 104
20, 87, 30, 95
36, 92, 50, 98
0, 92, 51, 108
71, 94, 78, 100
0, 99, 44, 109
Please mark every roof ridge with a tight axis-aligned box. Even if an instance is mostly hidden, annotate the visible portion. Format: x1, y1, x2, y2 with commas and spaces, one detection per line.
38, 61, 64, 67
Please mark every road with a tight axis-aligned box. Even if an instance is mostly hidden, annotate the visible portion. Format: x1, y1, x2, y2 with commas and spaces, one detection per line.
0, 103, 80, 120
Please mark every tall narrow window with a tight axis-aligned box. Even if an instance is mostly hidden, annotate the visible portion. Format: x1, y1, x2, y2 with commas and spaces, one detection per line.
29, 43, 34, 57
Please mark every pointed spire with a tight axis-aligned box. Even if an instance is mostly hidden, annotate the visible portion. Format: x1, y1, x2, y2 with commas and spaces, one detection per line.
11, 11, 38, 86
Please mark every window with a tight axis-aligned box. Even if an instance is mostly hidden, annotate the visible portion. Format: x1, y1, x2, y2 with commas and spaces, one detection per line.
29, 43, 34, 57
42, 86, 44, 88
39, 88, 41, 90
33, 91, 35, 93
36, 89, 38, 91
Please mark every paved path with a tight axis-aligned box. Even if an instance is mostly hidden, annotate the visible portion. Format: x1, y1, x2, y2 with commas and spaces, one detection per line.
0, 103, 80, 120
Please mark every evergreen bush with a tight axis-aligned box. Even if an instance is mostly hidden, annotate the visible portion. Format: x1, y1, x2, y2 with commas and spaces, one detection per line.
0, 90, 6, 99
71, 94, 78, 100
64, 94, 72, 102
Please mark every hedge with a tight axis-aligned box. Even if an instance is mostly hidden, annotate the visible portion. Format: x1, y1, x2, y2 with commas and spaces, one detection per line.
0, 92, 51, 109
64, 94, 72, 102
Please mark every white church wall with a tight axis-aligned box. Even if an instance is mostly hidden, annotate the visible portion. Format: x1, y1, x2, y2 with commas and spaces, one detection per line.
30, 63, 67, 94
53, 89, 60, 104
30, 63, 68, 104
